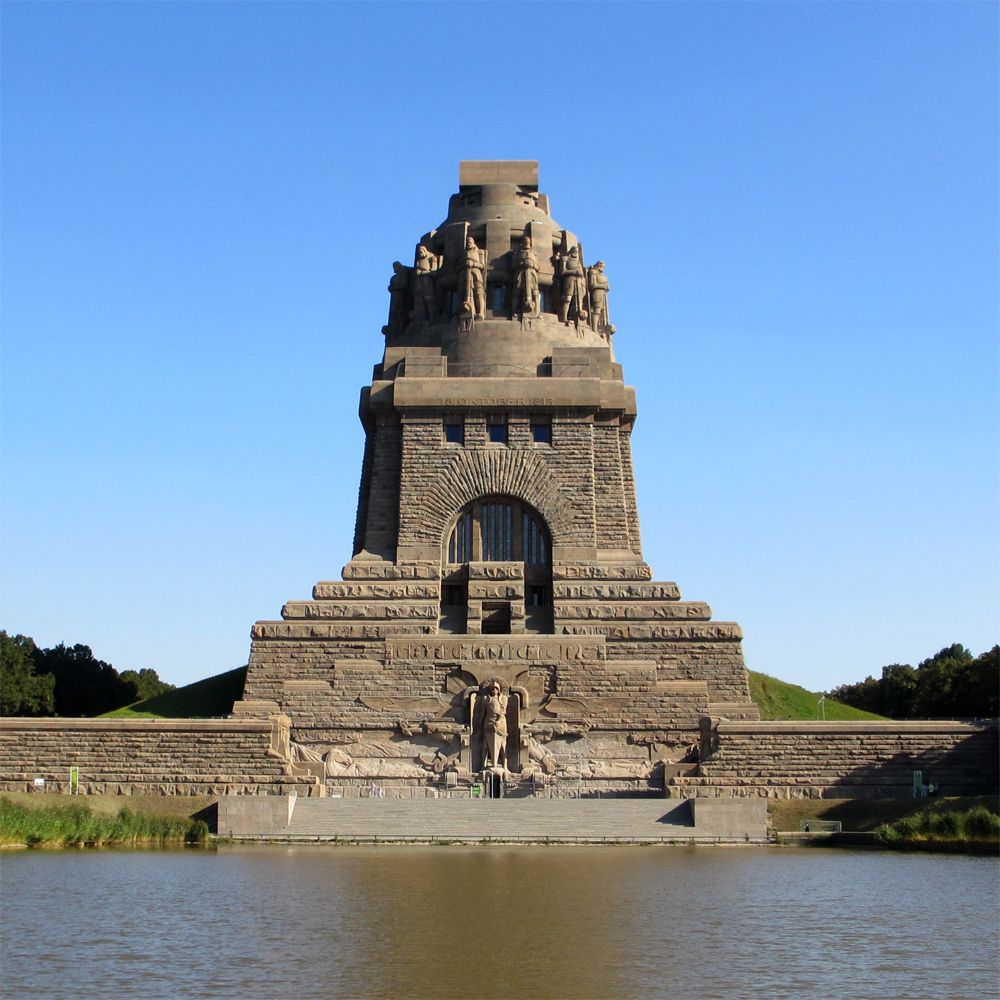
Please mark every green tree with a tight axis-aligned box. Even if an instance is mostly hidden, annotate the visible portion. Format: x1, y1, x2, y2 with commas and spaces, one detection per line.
33, 643, 133, 717
119, 668, 175, 702
0, 631, 55, 716
966, 646, 1000, 717
912, 644, 973, 718
831, 643, 999, 719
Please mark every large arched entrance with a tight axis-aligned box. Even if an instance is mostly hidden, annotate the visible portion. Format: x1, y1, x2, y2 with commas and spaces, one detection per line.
440, 495, 553, 634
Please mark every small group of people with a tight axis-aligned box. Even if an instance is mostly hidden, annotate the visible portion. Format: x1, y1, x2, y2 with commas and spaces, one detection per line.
369, 783, 385, 798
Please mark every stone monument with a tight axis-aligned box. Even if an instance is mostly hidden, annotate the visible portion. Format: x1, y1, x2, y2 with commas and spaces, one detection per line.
234, 161, 759, 796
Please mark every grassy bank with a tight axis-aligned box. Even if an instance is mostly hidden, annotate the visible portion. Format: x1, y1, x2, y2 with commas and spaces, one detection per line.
0, 797, 209, 847
100, 666, 247, 719
875, 804, 999, 852
769, 795, 999, 833
749, 671, 885, 721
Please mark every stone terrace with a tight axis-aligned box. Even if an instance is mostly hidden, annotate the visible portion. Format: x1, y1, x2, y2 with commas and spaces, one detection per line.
0, 718, 322, 796
668, 720, 999, 799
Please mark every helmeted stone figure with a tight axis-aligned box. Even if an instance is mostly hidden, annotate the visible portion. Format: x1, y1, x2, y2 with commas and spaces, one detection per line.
587, 260, 613, 338
481, 679, 509, 770
556, 245, 587, 325
512, 235, 540, 318
460, 236, 486, 320
412, 244, 439, 324
238, 161, 759, 799
384, 261, 411, 336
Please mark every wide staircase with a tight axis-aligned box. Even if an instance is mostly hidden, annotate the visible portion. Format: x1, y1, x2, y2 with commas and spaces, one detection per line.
276, 797, 709, 842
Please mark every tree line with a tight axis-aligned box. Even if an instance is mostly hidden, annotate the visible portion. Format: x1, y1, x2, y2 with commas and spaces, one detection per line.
829, 644, 999, 720
0, 631, 174, 717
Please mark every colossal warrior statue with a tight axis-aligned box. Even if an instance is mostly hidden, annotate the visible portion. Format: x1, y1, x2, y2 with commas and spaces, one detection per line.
411, 244, 439, 325
587, 260, 613, 338
236, 161, 759, 797
555, 244, 587, 326
512, 235, 540, 318
460, 236, 487, 320
384, 261, 411, 336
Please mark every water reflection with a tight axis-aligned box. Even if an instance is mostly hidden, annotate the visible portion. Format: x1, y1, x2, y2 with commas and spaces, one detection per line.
2, 846, 997, 999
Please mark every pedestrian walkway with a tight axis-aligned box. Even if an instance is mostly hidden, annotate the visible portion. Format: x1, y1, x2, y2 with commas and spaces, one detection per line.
248, 797, 720, 843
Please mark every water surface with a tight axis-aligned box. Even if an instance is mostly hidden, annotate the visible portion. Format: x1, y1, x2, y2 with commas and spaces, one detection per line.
3, 845, 997, 999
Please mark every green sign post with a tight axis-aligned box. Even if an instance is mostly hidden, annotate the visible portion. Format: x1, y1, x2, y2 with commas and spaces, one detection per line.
913, 770, 922, 798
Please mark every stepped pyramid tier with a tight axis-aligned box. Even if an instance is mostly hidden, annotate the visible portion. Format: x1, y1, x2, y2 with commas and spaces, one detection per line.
236, 161, 759, 797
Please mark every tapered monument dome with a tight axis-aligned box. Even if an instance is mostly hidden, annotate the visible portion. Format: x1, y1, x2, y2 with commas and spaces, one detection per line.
383, 160, 614, 373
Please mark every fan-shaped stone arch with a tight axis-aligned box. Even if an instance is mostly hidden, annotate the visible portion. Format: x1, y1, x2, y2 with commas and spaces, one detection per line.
401, 449, 585, 549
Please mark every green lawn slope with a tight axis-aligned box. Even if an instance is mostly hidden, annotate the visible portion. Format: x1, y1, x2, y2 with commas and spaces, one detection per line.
101, 666, 247, 719
749, 670, 886, 721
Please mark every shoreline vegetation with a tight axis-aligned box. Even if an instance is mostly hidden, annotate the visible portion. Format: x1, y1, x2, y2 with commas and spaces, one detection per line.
874, 804, 999, 852
0, 797, 209, 848
4, 793, 996, 853
771, 795, 999, 854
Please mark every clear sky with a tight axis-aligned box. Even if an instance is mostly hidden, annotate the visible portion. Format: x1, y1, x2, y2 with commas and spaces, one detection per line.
3, 1, 997, 692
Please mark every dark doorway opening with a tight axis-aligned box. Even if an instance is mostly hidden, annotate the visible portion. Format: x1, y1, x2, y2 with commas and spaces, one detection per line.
481, 602, 511, 635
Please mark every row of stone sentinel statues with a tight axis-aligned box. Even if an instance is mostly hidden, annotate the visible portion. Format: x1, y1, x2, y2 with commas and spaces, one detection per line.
384, 235, 614, 338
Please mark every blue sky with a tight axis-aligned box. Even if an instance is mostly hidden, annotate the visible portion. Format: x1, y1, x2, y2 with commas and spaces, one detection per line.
3, 1, 997, 692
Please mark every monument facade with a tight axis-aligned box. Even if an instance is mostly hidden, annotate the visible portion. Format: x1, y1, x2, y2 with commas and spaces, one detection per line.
234, 161, 760, 796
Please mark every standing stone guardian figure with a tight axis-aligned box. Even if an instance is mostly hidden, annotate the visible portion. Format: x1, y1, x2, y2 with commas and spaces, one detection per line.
587, 260, 615, 339
411, 244, 439, 325
481, 678, 509, 770
384, 261, 411, 337
555, 245, 587, 326
512, 235, 540, 318
460, 236, 486, 320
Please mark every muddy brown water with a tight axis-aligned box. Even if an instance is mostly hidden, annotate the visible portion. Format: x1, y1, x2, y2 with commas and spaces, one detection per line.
2, 845, 997, 999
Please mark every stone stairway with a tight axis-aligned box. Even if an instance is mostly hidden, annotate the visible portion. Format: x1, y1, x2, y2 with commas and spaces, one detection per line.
272, 797, 712, 842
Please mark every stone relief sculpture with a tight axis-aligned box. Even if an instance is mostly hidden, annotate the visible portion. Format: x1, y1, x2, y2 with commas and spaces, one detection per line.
384, 261, 411, 336
555, 245, 588, 326
520, 735, 560, 779
483, 679, 509, 768
412, 244, 439, 324
512, 235, 540, 318
587, 260, 614, 339
459, 236, 487, 320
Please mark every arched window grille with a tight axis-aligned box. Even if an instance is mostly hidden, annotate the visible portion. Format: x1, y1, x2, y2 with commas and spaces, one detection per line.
481, 502, 512, 561
448, 511, 472, 564
445, 499, 550, 565
523, 512, 547, 565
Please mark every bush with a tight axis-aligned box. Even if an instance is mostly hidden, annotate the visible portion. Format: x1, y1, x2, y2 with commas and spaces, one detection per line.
875, 805, 999, 847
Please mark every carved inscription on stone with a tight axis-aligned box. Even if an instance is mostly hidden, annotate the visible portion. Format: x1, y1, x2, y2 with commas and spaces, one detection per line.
554, 583, 681, 601
284, 602, 438, 620
252, 622, 435, 639
469, 583, 522, 600
557, 603, 710, 621
441, 396, 556, 407
341, 563, 439, 580
313, 582, 439, 600
386, 638, 605, 662
552, 564, 654, 581
559, 623, 744, 641
468, 563, 523, 580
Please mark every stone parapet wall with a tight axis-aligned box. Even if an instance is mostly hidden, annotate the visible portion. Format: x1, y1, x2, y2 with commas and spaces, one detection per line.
667, 720, 999, 799
0, 718, 323, 796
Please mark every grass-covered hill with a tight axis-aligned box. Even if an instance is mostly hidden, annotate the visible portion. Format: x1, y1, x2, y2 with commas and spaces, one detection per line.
749, 670, 885, 721
100, 666, 247, 719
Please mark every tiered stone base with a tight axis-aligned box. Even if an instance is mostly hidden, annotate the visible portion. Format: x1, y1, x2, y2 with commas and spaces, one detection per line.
0, 717, 323, 796
666, 719, 999, 799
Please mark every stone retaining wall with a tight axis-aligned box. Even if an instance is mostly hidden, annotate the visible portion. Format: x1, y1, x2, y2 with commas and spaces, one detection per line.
667, 719, 999, 799
0, 717, 323, 796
